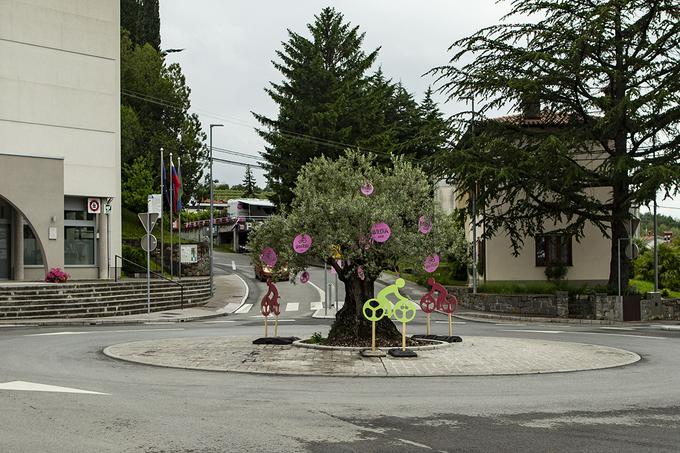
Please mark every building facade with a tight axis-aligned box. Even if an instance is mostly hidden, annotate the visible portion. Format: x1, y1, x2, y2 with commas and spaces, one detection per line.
0, 0, 121, 280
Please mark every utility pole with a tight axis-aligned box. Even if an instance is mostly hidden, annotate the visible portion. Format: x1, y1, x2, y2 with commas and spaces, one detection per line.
470, 97, 478, 294
209, 124, 224, 296
653, 135, 659, 292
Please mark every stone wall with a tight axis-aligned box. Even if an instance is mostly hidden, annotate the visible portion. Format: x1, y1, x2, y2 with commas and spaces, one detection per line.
641, 293, 680, 321
446, 286, 568, 318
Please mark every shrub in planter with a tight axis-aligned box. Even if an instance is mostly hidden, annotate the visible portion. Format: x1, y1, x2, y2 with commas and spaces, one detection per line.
45, 268, 70, 283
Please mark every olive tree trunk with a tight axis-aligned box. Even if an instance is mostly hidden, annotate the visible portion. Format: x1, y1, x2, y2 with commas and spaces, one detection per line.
327, 274, 401, 342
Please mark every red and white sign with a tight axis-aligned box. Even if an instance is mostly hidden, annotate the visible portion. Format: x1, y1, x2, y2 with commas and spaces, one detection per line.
87, 198, 101, 214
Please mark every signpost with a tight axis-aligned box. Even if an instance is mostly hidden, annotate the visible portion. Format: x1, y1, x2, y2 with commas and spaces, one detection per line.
138, 212, 159, 315
147, 194, 162, 215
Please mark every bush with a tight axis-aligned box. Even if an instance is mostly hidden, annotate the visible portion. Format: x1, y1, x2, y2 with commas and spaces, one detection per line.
122, 244, 146, 274
45, 268, 70, 283
545, 264, 568, 281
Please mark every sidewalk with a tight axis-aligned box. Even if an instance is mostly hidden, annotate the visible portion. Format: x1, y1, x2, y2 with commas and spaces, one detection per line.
0, 274, 247, 327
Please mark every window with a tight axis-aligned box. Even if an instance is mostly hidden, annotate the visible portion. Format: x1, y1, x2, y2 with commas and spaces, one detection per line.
64, 197, 96, 266
535, 235, 572, 266
64, 226, 95, 265
23, 225, 43, 265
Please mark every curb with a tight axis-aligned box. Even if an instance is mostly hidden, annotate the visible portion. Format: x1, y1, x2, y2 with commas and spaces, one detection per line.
292, 338, 452, 352
453, 311, 628, 325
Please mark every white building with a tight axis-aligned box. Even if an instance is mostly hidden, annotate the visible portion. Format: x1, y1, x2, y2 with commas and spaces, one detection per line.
0, 0, 121, 280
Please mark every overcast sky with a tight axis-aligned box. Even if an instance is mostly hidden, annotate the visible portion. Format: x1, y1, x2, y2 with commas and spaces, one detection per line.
159, 0, 679, 219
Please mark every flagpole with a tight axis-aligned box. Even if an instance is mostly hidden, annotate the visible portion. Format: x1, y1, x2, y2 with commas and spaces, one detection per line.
169, 152, 174, 279
160, 147, 164, 274
178, 156, 182, 281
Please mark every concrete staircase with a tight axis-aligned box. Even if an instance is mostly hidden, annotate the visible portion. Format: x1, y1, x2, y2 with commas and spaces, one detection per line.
0, 277, 212, 319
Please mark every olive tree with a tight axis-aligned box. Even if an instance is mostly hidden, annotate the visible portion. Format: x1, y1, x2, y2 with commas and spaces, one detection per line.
248, 151, 467, 343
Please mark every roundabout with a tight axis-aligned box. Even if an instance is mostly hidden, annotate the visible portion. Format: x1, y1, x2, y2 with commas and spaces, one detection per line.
103, 335, 640, 377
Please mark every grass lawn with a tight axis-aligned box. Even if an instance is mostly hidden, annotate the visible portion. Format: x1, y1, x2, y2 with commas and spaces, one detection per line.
387, 262, 467, 287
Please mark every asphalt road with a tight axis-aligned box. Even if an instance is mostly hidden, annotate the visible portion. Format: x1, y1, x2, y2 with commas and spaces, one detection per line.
1, 252, 679, 452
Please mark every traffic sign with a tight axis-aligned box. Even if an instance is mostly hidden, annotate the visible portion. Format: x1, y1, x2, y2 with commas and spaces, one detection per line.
87, 198, 101, 214
138, 212, 159, 234
141, 234, 157, 252
147, 194, 162, 215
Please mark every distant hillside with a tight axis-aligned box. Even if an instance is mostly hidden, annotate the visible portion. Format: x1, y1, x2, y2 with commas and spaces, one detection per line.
639, 212, 680, 237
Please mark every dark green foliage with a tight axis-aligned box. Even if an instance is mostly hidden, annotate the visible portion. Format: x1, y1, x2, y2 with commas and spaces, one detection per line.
120, 0, 160, 50
120, 30, 207, 211
122, 244, 147, 274
430, 0, 680, 292
254, 7, 450, 207
242, 165, 258, 197
545, 264, 569, 282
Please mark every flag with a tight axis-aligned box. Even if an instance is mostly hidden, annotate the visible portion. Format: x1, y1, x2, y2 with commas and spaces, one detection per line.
162, 161, 170, 209
171, 159, 182, 214
176, 158, 183, 213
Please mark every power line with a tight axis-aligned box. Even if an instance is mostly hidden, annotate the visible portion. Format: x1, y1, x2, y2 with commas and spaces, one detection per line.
212, 156, 265, 170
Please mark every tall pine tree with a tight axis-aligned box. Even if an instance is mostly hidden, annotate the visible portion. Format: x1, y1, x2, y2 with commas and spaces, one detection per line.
254, 7, 380, 207
242, 165, 257, 198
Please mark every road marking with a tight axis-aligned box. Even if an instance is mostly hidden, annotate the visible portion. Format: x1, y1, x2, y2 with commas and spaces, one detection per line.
308, 280, 326, 303
0, 381, 109, 395
435, 321, 466, 324
310, 302, 323, 310
249, 316, 296, 321
503, 329, 565, 334
651, 325, 680, 331
397, 438, 432, 450
202, 320, 237, 323
495, 323, 527, 326
234, 304, 253, 314
600, 326, 635, 331
286, 303, 299, 312
232, 260, 236, 270
25, 328, 184, 337
567, 331, 666, 340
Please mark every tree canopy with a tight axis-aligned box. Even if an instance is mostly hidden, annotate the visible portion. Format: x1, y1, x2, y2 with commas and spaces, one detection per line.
431, 0, 680, 291
120, 22, 207, 211
248, 150, 468, 342
254, 7, 450, 207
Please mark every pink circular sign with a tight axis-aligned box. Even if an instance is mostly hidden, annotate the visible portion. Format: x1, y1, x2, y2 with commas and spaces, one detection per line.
361, 182, 374, 196
260, 247, 278, 267
418, 216, 432, 234
293, 233, 312, 254
357, 266, 365, 281
300, 271, 310, 284
371, 223, 391, 243
423, 253, 440, 273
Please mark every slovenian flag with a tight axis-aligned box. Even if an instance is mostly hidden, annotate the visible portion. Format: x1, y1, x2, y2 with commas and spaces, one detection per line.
171, 158, 182, 213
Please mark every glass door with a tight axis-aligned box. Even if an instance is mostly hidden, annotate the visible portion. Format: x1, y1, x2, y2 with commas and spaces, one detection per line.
0, 224, 9, 279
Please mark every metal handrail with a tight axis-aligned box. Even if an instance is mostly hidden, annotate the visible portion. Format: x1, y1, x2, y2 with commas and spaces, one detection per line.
114, 255, 184, 309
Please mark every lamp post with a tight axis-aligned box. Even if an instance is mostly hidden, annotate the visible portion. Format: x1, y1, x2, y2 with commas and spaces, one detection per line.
209, 124, 223, 296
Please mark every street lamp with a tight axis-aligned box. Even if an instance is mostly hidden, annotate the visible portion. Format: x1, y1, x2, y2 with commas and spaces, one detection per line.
209, 124, 223, 296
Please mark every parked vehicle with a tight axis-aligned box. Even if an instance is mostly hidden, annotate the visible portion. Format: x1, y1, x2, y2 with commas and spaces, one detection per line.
254, 261, 290, 282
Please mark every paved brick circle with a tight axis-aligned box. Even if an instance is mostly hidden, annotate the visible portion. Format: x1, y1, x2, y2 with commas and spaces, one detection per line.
103, 336, 640, 377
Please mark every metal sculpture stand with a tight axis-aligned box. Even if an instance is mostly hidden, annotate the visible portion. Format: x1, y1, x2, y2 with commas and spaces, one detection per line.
253, 280, 299, 345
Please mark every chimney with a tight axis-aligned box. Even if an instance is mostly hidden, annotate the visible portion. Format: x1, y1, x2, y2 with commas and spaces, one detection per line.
520, 95, 541, 119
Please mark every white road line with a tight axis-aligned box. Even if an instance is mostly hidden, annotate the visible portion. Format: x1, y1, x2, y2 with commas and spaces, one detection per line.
25, 328, 184, 337
502, 329, 565, 334
434, 321, 466, 324
567, 331, 667, 340
652, 325, 680, 331
249, 316, 296, 321
600, 326, 635, 331
310, 302, 323, 310
308, 280, 326, 303
0, 381, 109, 395
286, 303, 299, 312
231, 260, 236, 270
202, 320, 237, 323
234, 304, 253, 314
397, 438, 432, 450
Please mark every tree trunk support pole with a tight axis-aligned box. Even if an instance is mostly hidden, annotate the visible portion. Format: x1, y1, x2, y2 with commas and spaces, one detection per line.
448, 314, 452, 336
402, 322, 407, 351
371, 321, 376, 352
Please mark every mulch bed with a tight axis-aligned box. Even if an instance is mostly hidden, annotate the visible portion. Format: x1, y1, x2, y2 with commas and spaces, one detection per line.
310, 336, 430, 348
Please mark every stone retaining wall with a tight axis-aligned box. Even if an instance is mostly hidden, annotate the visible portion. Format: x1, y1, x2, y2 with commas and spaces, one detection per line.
446, 286, 680, 321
